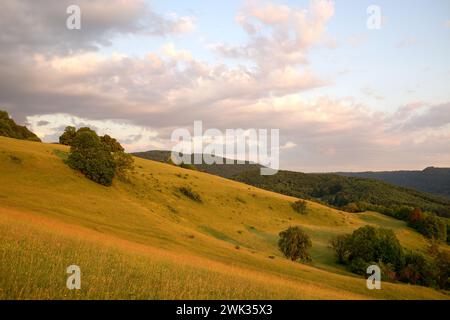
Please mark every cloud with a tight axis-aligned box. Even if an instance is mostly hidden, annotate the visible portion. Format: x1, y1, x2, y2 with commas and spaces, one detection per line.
0, 0, 196, 55
1, 0, 449, 171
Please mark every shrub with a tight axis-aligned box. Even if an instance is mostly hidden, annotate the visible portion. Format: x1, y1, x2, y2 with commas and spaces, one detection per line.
59, 126, 76, 145
278, 226, 312, 262
179, 186, 202, 203
349, 257, 369, 275
291, 200, 307, 214
399, 251, 434, 287
66, 130, 116, 186
329, 234, 349, 264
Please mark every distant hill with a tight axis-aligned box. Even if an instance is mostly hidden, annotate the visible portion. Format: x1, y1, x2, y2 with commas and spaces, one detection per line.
0, 110, 41, 142
336, 168, 450, 199
234, 169, 450, 219
133, 150, 450, 218
132, 150, 262, 179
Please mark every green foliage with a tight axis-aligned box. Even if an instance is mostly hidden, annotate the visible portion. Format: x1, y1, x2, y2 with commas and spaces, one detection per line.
234, 170, 450, 218
291, 199, 307, 214
329, 234, 349, 264
339, 226, 404, 273
433, 250, 450, 290
67, 130, 116, 186
101, 134, 124, 152
408, 208, 447, 241
59, 126, 76, 146
179, 186, 202, 203
278, 226, 312, 262
399, 251, 434, 287
62, 127, 134, 186
0, 110, 41, 142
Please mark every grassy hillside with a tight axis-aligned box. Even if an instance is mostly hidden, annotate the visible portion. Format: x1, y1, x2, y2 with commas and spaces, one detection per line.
132, 150, 262, 179
132, 151, 450, 218
0, 136, 448, 299
338, 167, 450, 199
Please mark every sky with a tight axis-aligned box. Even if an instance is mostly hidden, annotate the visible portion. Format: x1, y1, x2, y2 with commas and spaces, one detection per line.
0, 0, 449, 172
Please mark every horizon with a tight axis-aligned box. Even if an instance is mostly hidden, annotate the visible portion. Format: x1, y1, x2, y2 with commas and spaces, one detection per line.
1, 0, 449, 172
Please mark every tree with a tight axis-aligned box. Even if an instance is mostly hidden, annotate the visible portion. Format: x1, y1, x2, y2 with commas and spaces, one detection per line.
59, 126, 76, 145
375, 228, 404, 269
345, 226, 379, 263
329, 234, 349, 264
67, 130, 116, 186
278, 226, 312, 262
291, 199, 307, 214
434, 250, 450, 289
101, 134, 124, 152
399, 251, 434, 287
0, 110, 41, 142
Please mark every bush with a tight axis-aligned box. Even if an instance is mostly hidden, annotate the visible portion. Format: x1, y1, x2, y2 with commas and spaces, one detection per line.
349, 257, 369, 275
278, 226, 312, 262
399, 251, 434, 287
67, 130, 116, 186
291, 200, 307, 214
179, 186, 202, 203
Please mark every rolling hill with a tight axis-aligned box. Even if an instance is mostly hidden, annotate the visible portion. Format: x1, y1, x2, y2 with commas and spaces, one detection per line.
337, 167, 450, 199
132, 151, 450, 218
0, 136, 449, 299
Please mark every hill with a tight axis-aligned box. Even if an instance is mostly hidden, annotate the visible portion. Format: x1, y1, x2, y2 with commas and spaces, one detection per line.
337, 167, 450, 199
132, 150, 262, 178
132, 151, 450, 218
0, 136, 448, 299
0, 110, 41, 142
234, 170, 450, 219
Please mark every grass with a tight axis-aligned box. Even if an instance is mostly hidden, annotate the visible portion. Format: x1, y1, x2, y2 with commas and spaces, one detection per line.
0, 136, 448, 300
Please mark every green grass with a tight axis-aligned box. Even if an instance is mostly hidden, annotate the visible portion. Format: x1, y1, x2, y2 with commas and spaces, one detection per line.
0, 136, 448, 300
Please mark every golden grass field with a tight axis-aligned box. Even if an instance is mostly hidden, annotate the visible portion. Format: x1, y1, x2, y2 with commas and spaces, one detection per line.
0, 136, 448, 299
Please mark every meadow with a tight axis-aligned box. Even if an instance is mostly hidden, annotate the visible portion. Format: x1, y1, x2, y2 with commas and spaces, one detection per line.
0, 136, 448, 299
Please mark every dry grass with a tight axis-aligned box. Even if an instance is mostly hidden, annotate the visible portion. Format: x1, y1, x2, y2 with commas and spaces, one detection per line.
0, 136, 448, 300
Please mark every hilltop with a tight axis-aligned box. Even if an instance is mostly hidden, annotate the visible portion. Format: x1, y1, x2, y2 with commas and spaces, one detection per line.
337, 167, 450, 199
0, 136, 449, 299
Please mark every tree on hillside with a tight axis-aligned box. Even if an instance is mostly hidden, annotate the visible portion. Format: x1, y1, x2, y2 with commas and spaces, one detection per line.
65, 127, 134, 186
278, 226, 312, 262
329, 234, 349, 264
59, 126, 76, 145
101, 134, 124, 152
0, 110, 41, 142
67, 130, 116, 186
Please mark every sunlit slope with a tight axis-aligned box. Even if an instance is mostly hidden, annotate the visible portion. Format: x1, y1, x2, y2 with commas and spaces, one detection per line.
0, 136, 448, 299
